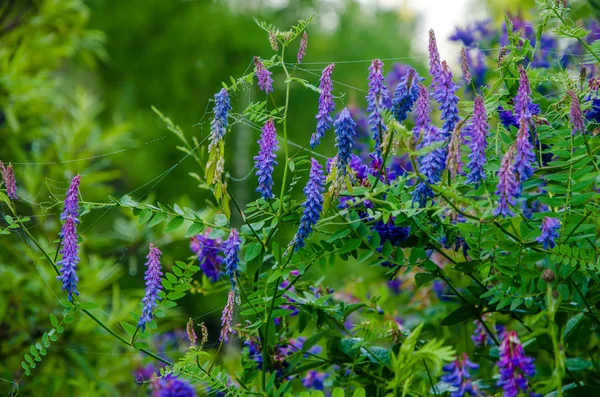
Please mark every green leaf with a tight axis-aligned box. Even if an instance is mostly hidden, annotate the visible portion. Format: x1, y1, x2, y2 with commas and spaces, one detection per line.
148, 212, 168, 227
49, 314, 58, 327
165, 217, 184, 232
138, 209, 153, 224
440, 304, 478, 326
185, 222, 204, 238
244, 242, 262, 262
120, 321, 138, 334
415, 273, 437, 288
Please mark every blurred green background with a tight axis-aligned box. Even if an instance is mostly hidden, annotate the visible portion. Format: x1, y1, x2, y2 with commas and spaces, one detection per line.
0, 0, 538, 395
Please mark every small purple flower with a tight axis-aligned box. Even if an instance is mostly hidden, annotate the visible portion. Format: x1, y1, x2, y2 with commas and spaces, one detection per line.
219, 288, 236, 343
254, 119, 279, 199
62, 174, 81, 220
293, 158, 325, 251
254, 56, 274, 94
302, 371, 329, 390
0, 161, 17, 200
428, 29, 442, 89
434, 61, 461, 137
138, 243, 163, 331
57, 216, 80, 302
514, 66, 533, 122
568, 90, 585, 135
496, 331, 537, 397
536, 217, 560, 250
334, 108, 357, 179
441, 353, 480, 397
584, 78, 600, 122
150, 374, 196, 397
209, 88, 232, 147
223, 229, 241, 288
493, 145, 519, 218
134, 363, 158, 383
413, 118, 447, 207
460, 48, 472, 85
190, 230, 223, 282
514, 116, 536, 183
297, 32, 308, 64
449, 20, 493, 47
391, 68, 424, 125
366, 59, 390, 159
466, 96, 489, 186
413, 83, 432, 142
498, 104, 540, 130
310, 63, 336, 148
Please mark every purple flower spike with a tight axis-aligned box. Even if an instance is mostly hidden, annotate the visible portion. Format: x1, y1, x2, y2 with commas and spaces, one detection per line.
412, 125, 447, 207
297, 32, 308, 64
391, 68, 424, 125
334, 108, 357, 178
460, 48, 472, 85
536, 217, 560, 250
57, 217, 80, 302
254, 119, 279, 199
219, 288, 236, 343
293, 158, 325, 251
366, 59, 390, 159
428, 29, 442, 89
57, 175, 82, 302
254, 56, 274, 94
434, 61, 461, 136
568, 90, 585, 135
497, 331, 537, 397
0, 161, 18, 200
209, 88, 232, 147
310, 63, 336, 148
413, 83, 432, 142
493, 145, 520, 218
223, 229, 241, 288
446, 124, 463, 180
466, 96, 489, 186
190, 230, 223, 282
514, 116, 536, 183
150, 374, 196, 397
514, 66, 533, 121
302, 371, 329, 390
441, 353, 480, 397
138, 243, 163, 331
62, 174, 81, 220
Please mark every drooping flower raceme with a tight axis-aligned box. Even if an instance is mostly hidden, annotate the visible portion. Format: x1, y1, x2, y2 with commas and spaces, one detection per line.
466, 95, 489, 186
0, 161, 17, 200
391, 68, 423, 125
293, 158, 325, 251
219, 288, 236, 343
223, 228, 241, 288
441, 353, 480, 397
190, 230, 223, 282
206, 88, 232, 185
413, 83, 432, 143
254, 57, 274, 94
536, 217, 561, 249
494, 145, 519, 217
297, 31, 308, 64
334, 108, 357, 179
366, 59, 390, 159
434, 61, 461, 137
568, 90, 585, 135
57, 175, 82, 302
310, 63, 335, 148
150, 374, 197, 397
446, 123, 463, 180
138, 243, 163, 331
254, 119, 279, 199
514, 115, 536, 183
413, 125, 447, 207
514, 66, 533, 121
186, 318, 197, 348
428, 29, 442, 89
460, 48, 472, 85
496, 331, 537, 397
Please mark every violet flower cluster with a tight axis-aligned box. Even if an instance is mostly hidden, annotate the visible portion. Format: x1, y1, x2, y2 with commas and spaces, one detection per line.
297, 32, 308, 64
391, 68, 423, 125
366, 59, 390, 159
254, 119, 279, 199
428, 29, 442, 89
310, 63, 335, 148
57, 175, 82, 302
460, 48, 472, 85
150, 373, 196, 397
254, 56, 274, 94
496, 331, 537, 397
494, 145, 519, 217
293, 158, 325, 251
568, 90, 585, 135
190, 230, 223, 282
441, 353, 480, 397
209, 88, 232, 148
333, 107, 357, 179
0, 161, 17, 200
466, 96, 489, 186
223, 228, 241, 288
434, 61, 461, 136
536, 217, 560, 250
514, 116, 536, 183
413, 83, 432, 142
138, 243, 163, 331
219, 288, 236, 343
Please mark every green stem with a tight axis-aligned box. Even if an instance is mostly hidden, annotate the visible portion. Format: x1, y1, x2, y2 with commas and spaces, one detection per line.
546, 283, 564, 397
